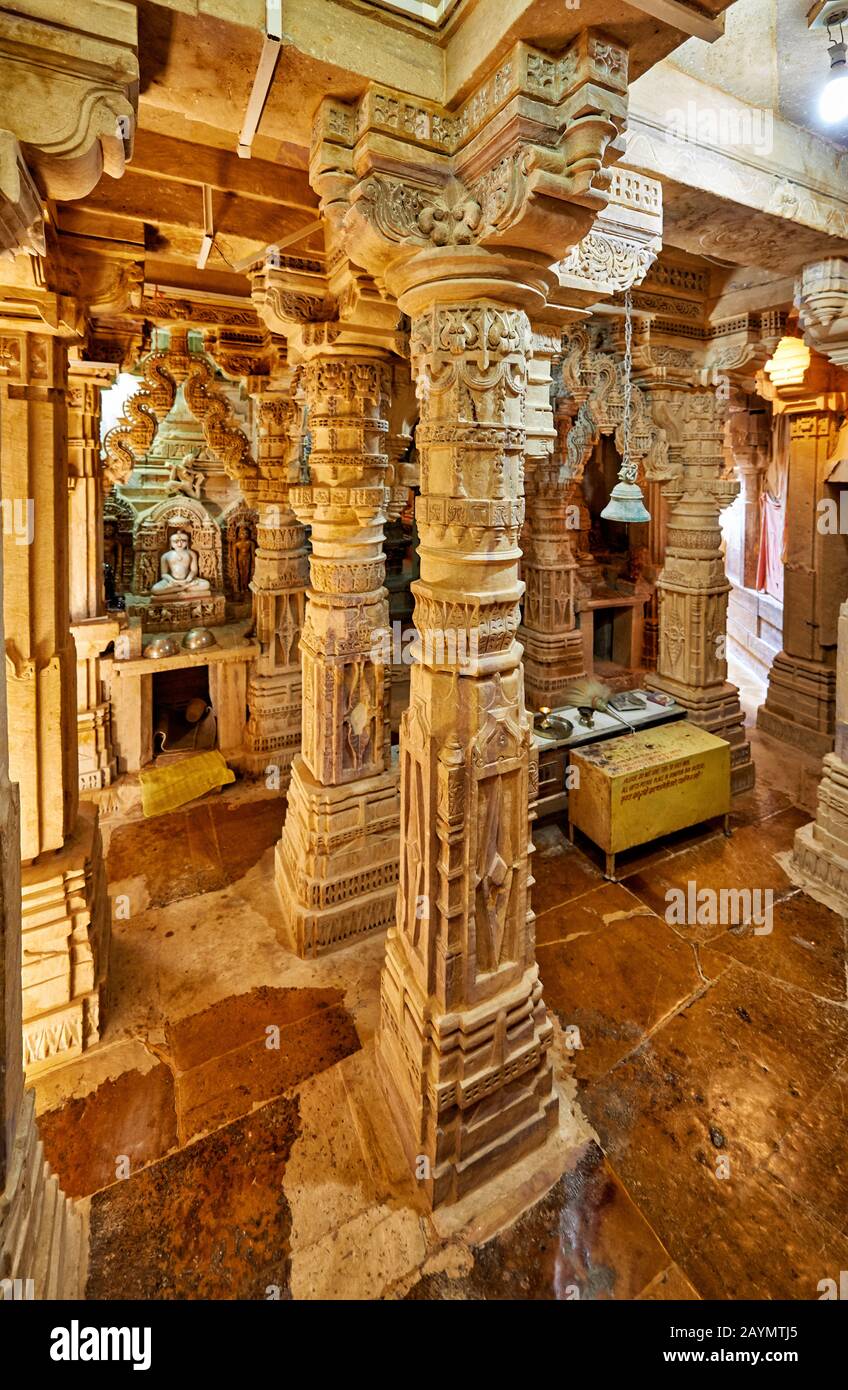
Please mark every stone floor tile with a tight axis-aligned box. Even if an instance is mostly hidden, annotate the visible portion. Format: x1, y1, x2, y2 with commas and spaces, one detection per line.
581, 962, 848, 1271
537, 883, 718, 1082
405, 1142, 671, 1300
702, 890, 847, 1003
39, 1063, 178, 1199
86, 1094, 301, 1300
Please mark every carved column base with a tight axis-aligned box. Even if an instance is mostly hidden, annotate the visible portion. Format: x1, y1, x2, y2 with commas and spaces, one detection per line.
378, 947, 557, 1208
77, 704, 117, 793
521, 629, 587, 710
785, 753, 848, 912
241, 671, 301, 785
0, 1091, 87, 1299
275, 754, 399, 958
757, 651, 836, 757
21, 805, 110, 1076
646, 674, 755, 794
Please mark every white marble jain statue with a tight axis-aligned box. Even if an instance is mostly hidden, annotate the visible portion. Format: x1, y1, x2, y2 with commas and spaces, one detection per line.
151, 529, 211, 597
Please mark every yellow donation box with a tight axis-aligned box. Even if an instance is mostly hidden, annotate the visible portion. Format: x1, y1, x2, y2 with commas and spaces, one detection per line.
568, 723, 731, 878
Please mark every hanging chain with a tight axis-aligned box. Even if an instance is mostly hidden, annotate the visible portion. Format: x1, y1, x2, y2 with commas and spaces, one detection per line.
621, 287, 636, 483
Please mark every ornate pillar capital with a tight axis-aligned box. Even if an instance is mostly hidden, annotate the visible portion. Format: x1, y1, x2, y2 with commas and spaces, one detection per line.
310, 30, 631, 312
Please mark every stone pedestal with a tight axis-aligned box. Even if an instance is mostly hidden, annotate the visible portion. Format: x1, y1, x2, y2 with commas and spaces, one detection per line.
274, 351, 399, 955
21, 804, 109, 1075
647, 387, 754, 794
275, 757, 399, 956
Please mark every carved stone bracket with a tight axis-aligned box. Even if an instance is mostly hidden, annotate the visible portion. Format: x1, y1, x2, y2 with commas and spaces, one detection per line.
797, 259, 848, 369
0, 0, 138, 201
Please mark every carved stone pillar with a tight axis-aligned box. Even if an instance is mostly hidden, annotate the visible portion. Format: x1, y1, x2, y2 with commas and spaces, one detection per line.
1, 326, 110, 1074
241, 380, 308, 784
67, 358, 121, 792
274, 348, 400, 956
756, 355, 848, 757
308, 23, 634, 1204
647, 386, 754, 793
378, 298, 557, 1206
0, 469, 86, 1297
521, 385, 587, 707
789, 596, 848, 911
641, 478, 667, 667
720, 390, 770, 593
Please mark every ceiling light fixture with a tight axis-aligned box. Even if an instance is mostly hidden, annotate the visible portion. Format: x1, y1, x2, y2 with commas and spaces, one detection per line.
819, 8, 848, 124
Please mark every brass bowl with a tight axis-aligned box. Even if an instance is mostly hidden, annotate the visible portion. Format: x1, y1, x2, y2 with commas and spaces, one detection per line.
144, 635, 181, 660
182, 627, 218, 653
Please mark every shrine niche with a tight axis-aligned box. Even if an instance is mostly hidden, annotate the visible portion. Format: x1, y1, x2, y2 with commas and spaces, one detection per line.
222, 500, 258, 602
103, 493, 134, 603
555, 323, 673, 682
130, 497, 226, 630
102, 328, 258, 632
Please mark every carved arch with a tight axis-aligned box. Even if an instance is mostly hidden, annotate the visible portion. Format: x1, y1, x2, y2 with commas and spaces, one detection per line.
103, 337, 258, 491
103, 347, 177, 487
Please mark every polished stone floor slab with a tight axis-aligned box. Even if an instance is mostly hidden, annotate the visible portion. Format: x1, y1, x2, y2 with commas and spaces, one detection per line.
39, 1063, 178, 1199
404, 1142, 674, 1300
86, 1094, 300, 1300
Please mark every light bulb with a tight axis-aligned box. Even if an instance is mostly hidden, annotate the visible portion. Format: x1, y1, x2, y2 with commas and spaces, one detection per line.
820, 68, 848, 123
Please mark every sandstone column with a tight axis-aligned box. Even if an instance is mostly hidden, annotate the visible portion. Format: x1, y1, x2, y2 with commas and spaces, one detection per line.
521, 376, 587, 708
0, 454, 86, 1297
310, 26, 632, 1203
756, 353, 848, 757
380, 295, 558, 1205
1, 327, 110, 1074
67, 357, 122, 792
274, 346, 400, 956
241, 377, 308, 785
757, 266, 848, 756
789, 595, 848, 911
647, 386, 754, 793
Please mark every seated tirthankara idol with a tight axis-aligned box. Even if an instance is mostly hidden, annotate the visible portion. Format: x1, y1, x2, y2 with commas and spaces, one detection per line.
151, 529, 211, 598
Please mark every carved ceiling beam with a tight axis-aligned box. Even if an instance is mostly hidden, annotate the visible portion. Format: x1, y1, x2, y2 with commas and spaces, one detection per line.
554, 167, 663, 309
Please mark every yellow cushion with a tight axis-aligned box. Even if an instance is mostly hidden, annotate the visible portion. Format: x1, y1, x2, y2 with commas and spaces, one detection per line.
139, 750, 236, 818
